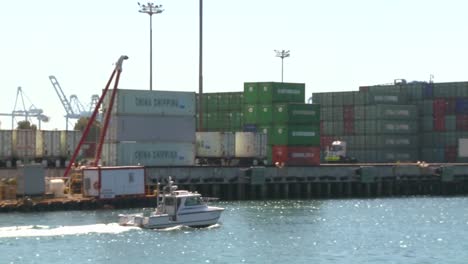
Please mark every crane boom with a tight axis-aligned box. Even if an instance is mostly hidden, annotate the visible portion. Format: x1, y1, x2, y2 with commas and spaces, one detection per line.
49, 75, 79, 118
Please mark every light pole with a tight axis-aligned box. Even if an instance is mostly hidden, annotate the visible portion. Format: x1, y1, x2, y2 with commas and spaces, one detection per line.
274, 50, 290, 83
198, 0, 204, 131
138, 2, 164, 91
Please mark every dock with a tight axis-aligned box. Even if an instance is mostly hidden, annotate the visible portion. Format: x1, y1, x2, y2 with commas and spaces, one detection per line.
2, 163, 468, 212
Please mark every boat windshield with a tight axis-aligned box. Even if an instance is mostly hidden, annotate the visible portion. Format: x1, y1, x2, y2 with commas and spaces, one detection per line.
164, 197, 182, 208
184, 196, 203, 206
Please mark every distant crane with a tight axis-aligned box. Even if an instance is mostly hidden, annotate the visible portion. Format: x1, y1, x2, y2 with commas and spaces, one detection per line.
0, 86, 49, 129
49, 75, 100, 130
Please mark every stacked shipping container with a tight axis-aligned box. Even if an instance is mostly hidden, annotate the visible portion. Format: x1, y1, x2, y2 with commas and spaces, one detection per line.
314, 80, 468, 163
196, 92, 244, 132
101, 89, 196, 166
417, 82, 468, 162
0, 129, 82, 167
243, 82, 321, 165
314, 88, 419, 163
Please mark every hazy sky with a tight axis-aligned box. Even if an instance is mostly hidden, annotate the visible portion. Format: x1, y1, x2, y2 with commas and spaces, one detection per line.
1, 0, 467, 130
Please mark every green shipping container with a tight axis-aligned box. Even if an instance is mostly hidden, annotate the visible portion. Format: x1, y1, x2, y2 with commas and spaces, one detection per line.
270, 125, 320, 146
244, 83, 259, 104
257, 105, 274, 125
243, 104, 258, 125
365, 105, 418, 120
366, 92, 407, 105
217, 93, 230, 111
257, 82, 305, 104
365, 120, 418, 134
273, 103, 320, 124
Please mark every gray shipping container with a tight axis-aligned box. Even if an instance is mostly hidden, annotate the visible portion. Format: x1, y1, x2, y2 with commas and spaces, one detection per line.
0, 130, 13, 158
107, 115, 195, 143
61, 130, 83, 157
235, 132, 268, 158
101, 142, 195, 166
104, 89, 196, 116
37, 130, 62, 158
13, 130, 37, 158
16, 164, 45, 196
196, 132, 235, 158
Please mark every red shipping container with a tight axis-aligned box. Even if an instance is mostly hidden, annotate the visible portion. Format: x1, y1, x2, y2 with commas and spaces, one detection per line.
344, 120, 354, 135
359, 86, 369, 92
343, 105, 354, 120
445, 146, 457, 163
456, 115, 468, 131
433, 99, 447, 117
446, 98, 456, 115
272, 146, 320, 166
433, 117, 445, 131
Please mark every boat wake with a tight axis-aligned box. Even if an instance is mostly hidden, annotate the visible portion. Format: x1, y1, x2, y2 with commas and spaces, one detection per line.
0, 223, 140, 238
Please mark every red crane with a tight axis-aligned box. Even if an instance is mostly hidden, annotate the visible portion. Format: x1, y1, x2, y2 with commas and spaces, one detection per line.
63, 55, 129, 178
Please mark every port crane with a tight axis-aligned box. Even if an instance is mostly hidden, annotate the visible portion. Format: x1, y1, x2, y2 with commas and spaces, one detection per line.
49, 75, 100, 130
0, 86, 49, 129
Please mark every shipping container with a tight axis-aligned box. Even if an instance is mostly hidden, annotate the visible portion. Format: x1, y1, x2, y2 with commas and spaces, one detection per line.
243, 104, 258, 125
12, 129, 37, 159
366, 93, 407, 105
364, 120, 418, 134
257, 104, 274, 125
104, 89, 196, 116
61, 130, 83, 157
16, 164, 45, 196
37, 130, 62, 158
107, 115, 195, 142
257, 82, 305, 103
196, 132, 235, 158
0, 130, 12, 159
244, 82, 259, 104
274, 103, 320, 124
272, 146, 320, 166
235, 132, 268, 158
365, 105, 418, 120
82, 166, 145, 199
270, 125, 320, 146
101, 142, 195, 166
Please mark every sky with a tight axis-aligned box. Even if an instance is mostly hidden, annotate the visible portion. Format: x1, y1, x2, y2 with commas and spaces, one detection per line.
1, 0, 467, 130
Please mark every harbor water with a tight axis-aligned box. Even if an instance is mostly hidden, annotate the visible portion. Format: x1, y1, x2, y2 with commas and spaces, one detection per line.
1, 197, 468, 264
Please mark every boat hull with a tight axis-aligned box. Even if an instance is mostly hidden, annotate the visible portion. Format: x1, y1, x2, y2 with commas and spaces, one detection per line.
119, 207, 224, 229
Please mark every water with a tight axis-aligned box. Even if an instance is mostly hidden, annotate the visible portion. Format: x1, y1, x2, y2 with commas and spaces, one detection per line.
1, 197, 468, 264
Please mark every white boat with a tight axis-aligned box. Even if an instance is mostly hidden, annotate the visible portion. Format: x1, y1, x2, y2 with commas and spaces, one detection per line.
118, 178, 224, 229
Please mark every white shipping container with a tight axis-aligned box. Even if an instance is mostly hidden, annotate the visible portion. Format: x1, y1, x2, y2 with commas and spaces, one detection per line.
61, 130, 83, 157
459, 138, 468, 157
37, 130, 62, 158
102, 142, 195, 166
235, 132, 268, 158
0, 130, 13, 158
82, 166, 145, 198
107, 115, 195, 142
13, 130, 37, 158
104, 89, 196, 116
196, 132, 235, 158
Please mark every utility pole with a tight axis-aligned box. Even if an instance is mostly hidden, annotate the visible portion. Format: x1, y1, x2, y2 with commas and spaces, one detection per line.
274, 50, 290, 83
138, 2, 164, 91
198, 0, 204, 131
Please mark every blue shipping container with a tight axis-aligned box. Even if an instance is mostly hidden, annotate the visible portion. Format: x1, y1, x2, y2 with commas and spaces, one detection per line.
455, 99, 468, 114
423, 83, 433, 99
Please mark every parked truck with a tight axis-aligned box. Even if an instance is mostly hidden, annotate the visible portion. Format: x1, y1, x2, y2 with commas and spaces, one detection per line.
324, 140, 357, 163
